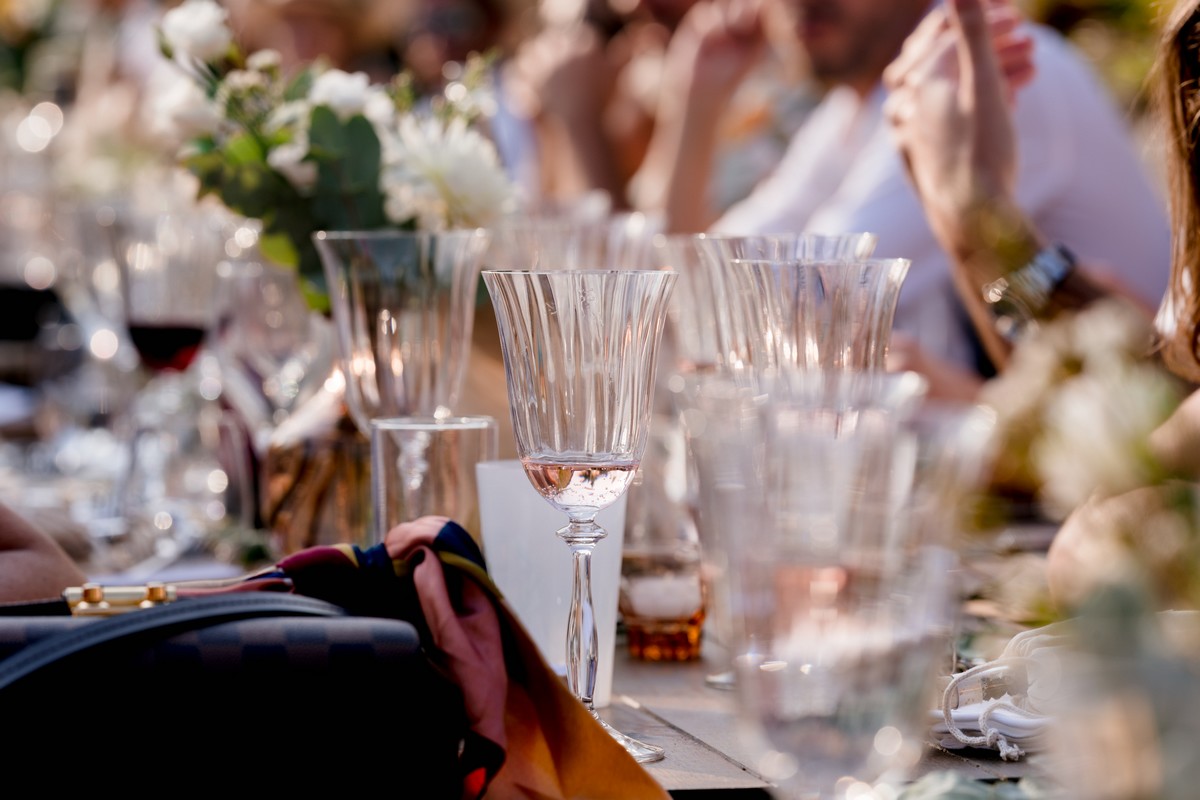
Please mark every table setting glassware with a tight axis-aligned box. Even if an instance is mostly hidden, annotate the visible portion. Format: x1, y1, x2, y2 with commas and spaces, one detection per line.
316, 230, 491, 431
619, 412, 707, 662
371, 415, 497, 539
211, 229, 338, 455
653, 233, 878, 372
475, 458, 628, 707
487, 211, 661, 272
733, 257, 910, 372
654, 233, 887, 689
716, 370, 955, 799
483, 268, 676, 763
91, 203, 253, 575
315, 229, 492, 541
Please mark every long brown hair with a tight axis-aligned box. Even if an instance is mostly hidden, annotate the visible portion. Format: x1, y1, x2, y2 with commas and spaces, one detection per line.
1157, 0, 1200, 383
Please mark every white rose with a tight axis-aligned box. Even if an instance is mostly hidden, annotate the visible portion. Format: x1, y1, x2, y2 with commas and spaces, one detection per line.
363, 86, 396, 128
309, 69, 372, 121
268, 135, 317, 193
161, 0, 233, 64
246, 49, 282, 73
150, 68, 222, 141
221, 69, 265, 93
1034, 365, 1176, 516
382, 177, 446, 232
266, 100, 311, 134
1070, 300, 1156, 374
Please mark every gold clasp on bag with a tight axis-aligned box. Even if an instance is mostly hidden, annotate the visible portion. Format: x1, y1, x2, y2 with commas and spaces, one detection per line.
63, 582, 178, 616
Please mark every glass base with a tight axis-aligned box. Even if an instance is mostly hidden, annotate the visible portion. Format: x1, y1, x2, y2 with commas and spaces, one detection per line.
593, 711, 665, 763
704, 669, 737, 691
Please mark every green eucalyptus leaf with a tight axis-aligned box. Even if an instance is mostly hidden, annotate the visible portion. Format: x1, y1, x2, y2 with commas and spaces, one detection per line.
190, 136, 218, 155
227, 162, 292, 219
258, 231, 299, 269
224, 132, 266, 165
300, 276, 330, 315
156, 29, 174, 61
308, 111, 386, 231
308, 105, 346, 160
183, 150, 225, 197
283, 69, 314, 102
343, 115, 382, 190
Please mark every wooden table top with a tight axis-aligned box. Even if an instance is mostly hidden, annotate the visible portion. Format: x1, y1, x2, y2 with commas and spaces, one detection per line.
603, 636, 1038, 797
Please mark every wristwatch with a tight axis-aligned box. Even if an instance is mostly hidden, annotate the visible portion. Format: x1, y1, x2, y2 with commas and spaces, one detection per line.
981, 243, 1076, 340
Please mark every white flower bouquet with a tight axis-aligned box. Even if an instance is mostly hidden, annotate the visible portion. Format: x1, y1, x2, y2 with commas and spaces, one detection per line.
981, 299, 1181, 518
976, 299, 1200, 613
155, 0, 516, 307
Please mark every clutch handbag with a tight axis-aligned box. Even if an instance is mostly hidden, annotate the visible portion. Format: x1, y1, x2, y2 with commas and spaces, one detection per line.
0, 520, 674, 799
0, 538, 473, 793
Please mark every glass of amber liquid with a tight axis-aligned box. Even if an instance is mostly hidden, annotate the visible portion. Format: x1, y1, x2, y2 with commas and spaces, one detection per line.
619, 414, 707, 661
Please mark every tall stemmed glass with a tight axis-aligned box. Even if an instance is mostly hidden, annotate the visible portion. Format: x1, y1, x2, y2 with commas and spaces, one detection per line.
678, 370, 945, 797
107, 207, 240, 568
484, 269, 676, 763
654, 232, 878, 689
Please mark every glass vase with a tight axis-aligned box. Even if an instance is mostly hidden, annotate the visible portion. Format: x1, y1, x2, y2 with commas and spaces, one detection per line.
315, 229, 491, 539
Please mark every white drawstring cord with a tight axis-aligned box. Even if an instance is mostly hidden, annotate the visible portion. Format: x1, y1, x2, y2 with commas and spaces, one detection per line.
940, 657, 1041, 760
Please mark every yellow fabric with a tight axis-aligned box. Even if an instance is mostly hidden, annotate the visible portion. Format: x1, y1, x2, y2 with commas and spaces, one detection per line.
484, 589, 670, 798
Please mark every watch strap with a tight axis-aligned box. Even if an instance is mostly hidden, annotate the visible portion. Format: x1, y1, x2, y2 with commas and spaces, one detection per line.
982, 243, 1076, 340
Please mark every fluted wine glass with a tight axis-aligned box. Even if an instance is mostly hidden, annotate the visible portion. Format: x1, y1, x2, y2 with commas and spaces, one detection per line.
734, 258, 910, 372
484, 269, 676, 763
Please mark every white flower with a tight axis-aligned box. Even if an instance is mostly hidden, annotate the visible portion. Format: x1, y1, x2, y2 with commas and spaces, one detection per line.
309, 69, 372, 121
268, 134, 317, 193
149, 68, 222, 141
266, 100, 311, 134
222, 69, 266, 93
1069, 300, 1155, 374
246, 49, 282, 73
160, 0, 232, 65
363, 86, 396, 129
1034, 363, 1177, 516
382, 180, 447, 232
381, 115, 515, 229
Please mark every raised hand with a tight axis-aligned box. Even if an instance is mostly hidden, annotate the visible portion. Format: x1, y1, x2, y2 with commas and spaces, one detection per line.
663, 0, 767, 115
883, 0, 1034, 259
507, 23, 629, 204
508, 24, 615, 127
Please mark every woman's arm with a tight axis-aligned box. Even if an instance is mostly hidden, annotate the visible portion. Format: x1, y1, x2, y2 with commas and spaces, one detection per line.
883, 0, 1114, 369
0, 502, 85, 602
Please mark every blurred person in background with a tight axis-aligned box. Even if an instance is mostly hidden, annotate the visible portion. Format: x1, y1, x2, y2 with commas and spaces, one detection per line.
646, 0, 1169, 386
886, 0, 1200, 608
392, 0, 547, 205
506, 0, 812, 213
225, 0, 405, 78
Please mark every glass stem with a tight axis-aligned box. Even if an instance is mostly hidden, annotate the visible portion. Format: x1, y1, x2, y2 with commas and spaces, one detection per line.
559, 518, 605, 710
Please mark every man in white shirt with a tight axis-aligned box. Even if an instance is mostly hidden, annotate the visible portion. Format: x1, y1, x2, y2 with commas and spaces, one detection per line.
658, 0, 1169, 372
